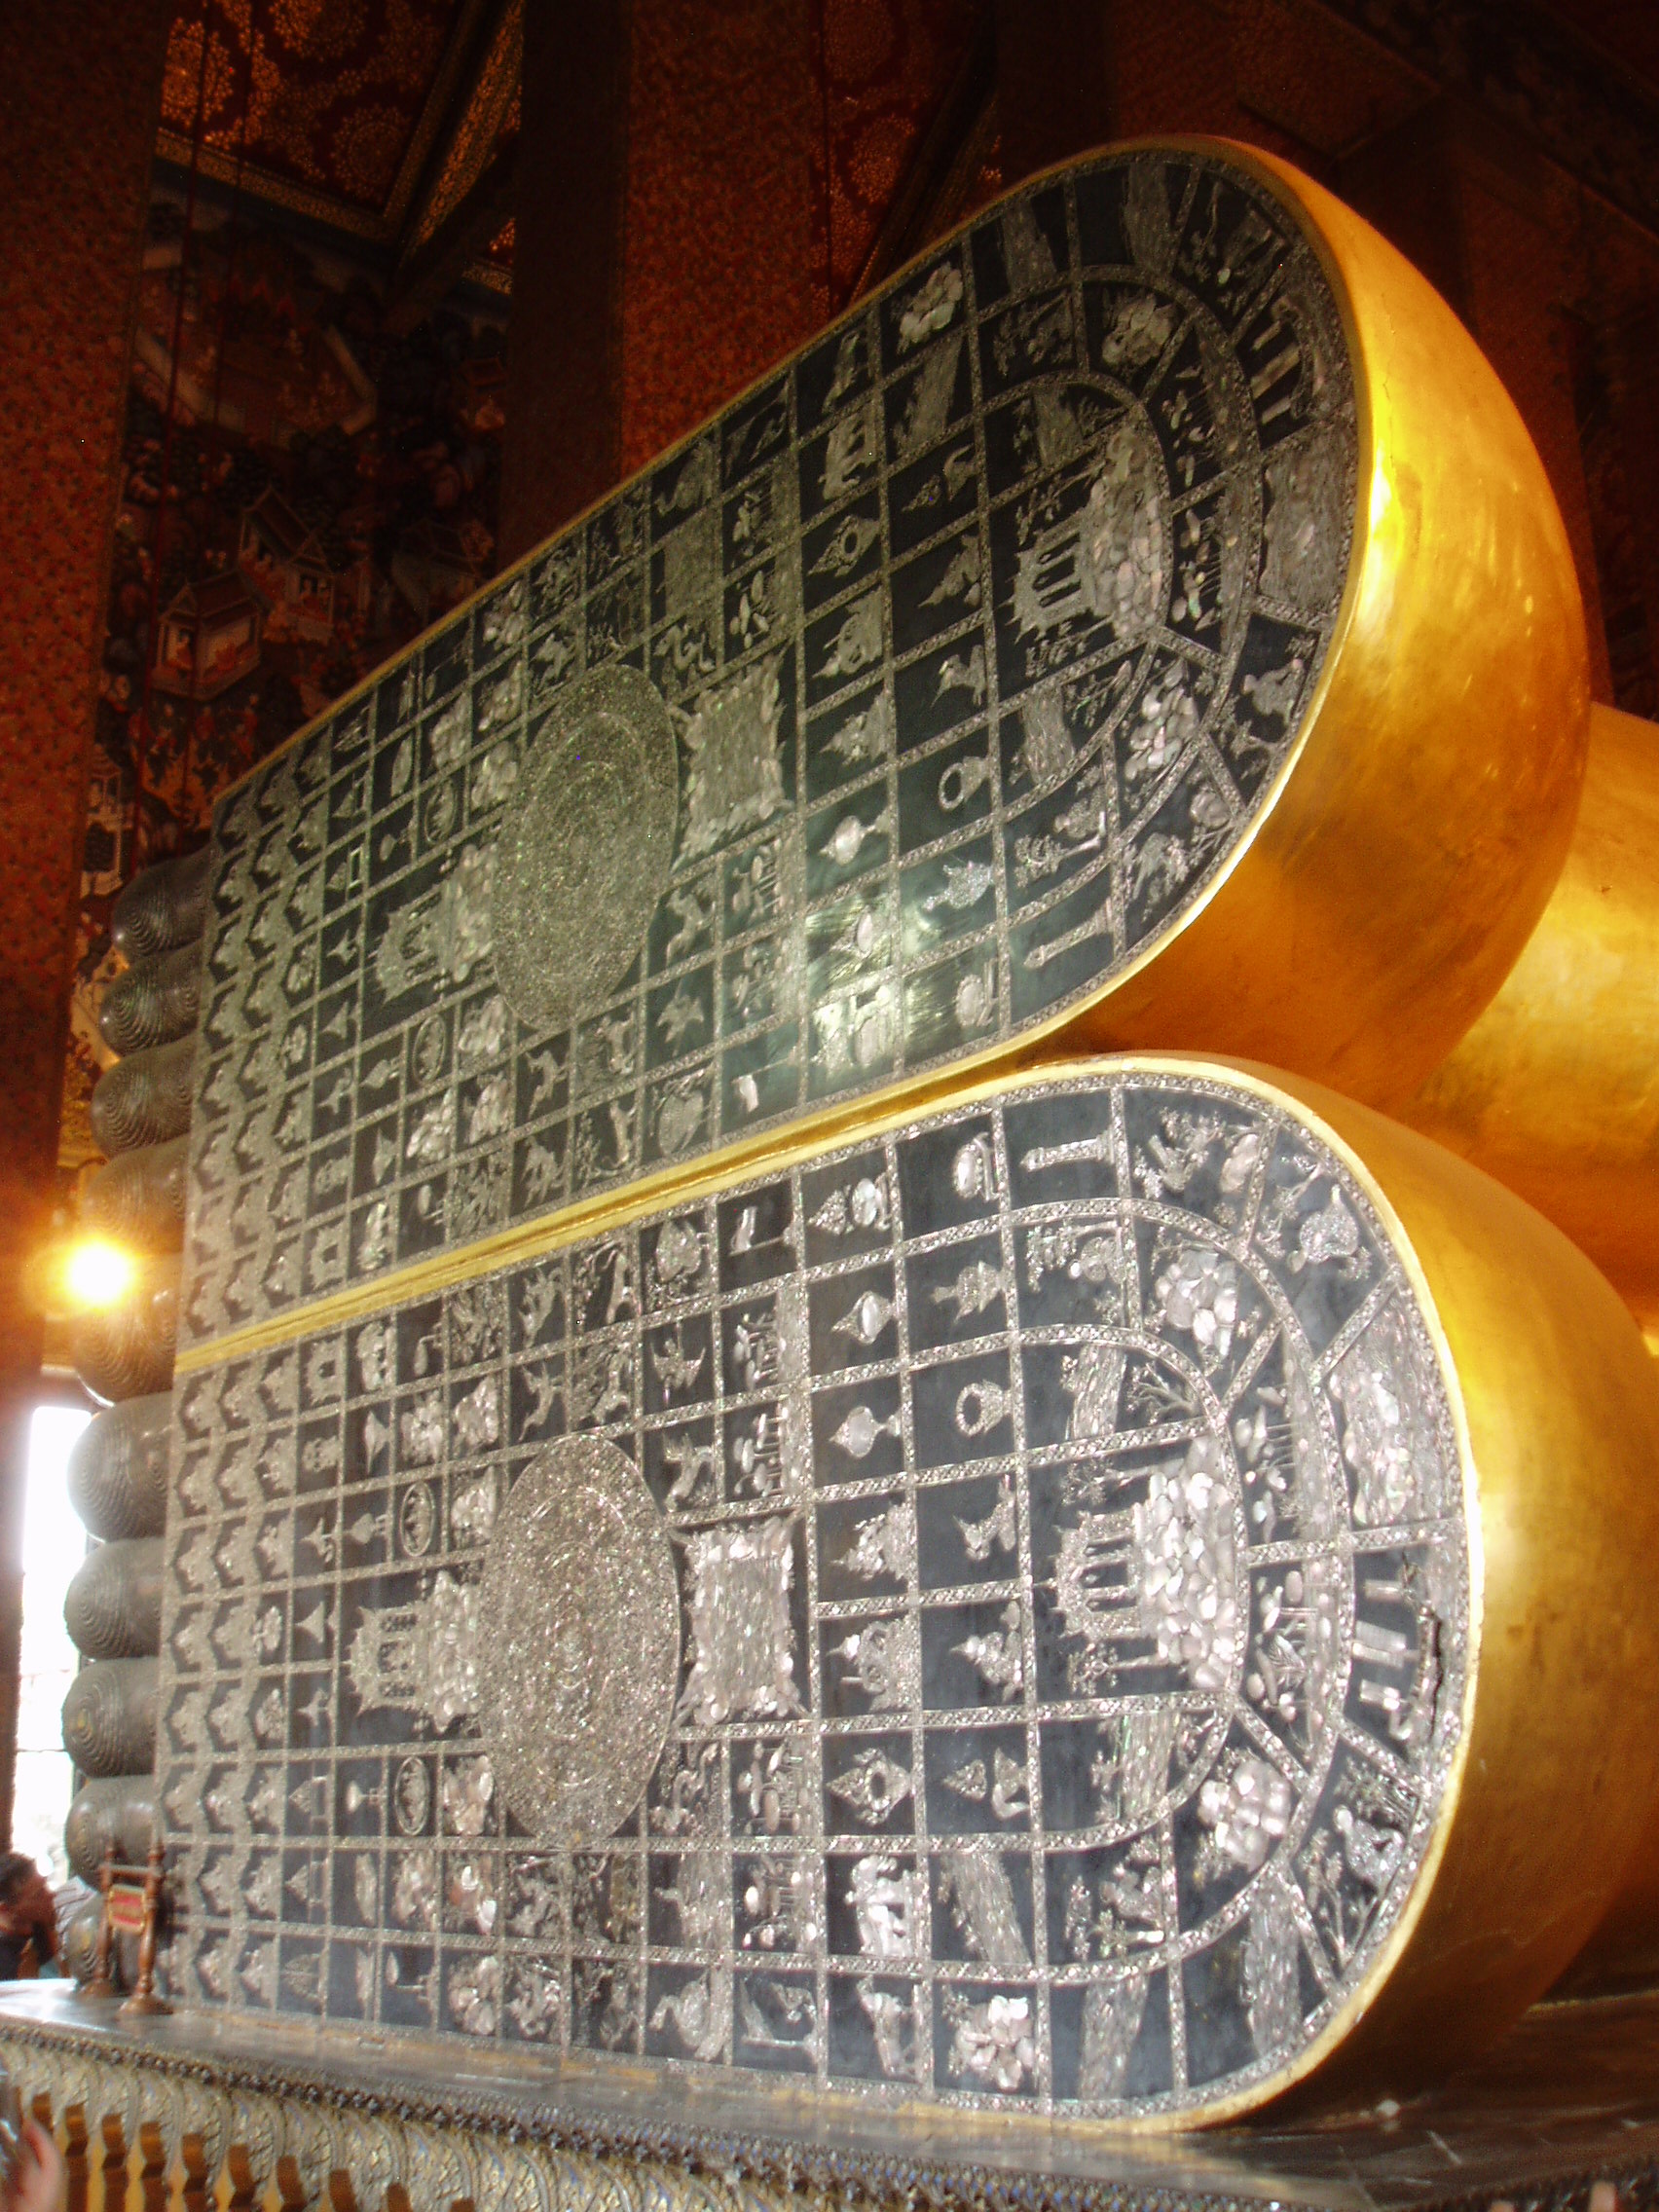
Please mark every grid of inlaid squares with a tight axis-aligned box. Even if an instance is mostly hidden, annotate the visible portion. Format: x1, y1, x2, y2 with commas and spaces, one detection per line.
180, 149, 1353, 1351
160, 1075, 1459, 2116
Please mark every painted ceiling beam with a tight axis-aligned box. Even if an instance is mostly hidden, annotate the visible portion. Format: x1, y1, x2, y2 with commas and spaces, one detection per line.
389, 0, 521, 283
384, 138, 517, 337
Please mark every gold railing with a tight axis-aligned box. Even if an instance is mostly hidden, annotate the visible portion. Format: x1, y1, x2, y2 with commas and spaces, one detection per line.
0, 2012, 815, 2212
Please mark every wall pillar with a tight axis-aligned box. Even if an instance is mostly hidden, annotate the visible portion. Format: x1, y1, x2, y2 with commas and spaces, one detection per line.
992, 0, 1113, 184
0, 0, 175, 1841
498, 0, 818, 566
497, 0, 633, 567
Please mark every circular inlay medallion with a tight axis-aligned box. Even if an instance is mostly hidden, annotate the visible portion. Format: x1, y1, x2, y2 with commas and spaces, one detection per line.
491, 665, 680, 1030
476, 1433, 680, 1845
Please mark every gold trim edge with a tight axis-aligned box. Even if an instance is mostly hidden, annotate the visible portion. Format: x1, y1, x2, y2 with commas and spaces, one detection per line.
174, 1043, 1067, 1370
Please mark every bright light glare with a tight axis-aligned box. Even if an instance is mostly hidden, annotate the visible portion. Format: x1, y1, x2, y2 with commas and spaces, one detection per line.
13, 1404, 91, 1888
60, 1238, 135, 1311
1369, 458, 1394, 533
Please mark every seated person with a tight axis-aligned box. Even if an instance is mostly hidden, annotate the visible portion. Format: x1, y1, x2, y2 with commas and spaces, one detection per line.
0, 1861, 55, 1981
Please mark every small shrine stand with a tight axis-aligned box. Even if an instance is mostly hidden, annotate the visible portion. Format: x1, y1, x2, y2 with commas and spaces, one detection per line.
84, 1841, 169, 2019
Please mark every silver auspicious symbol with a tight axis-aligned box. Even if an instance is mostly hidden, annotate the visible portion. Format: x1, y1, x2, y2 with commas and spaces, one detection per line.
678, 1520, 802, 1726
829, 1748, 913, 1826
830, 1403, 901, 1460
491, 666, 681, 1031
474, 1435, 680, 1844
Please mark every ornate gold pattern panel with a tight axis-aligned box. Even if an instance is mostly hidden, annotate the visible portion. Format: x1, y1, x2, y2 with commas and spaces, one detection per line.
160, 1, 460, 222
179, 140, 1587, 1367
